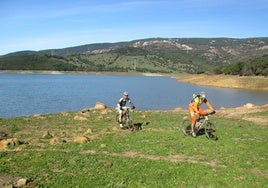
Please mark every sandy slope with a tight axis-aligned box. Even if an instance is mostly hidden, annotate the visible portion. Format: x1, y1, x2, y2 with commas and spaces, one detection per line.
175, 74, 268, 91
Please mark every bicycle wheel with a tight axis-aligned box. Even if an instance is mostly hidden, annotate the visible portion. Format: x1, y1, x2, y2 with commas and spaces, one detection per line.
205, 121, 217, 140
115, 114, 120, 125
125, 116, 134, 131
181, 119, 192, 136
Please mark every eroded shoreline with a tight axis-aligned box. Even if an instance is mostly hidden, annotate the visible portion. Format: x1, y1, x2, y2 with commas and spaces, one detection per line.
174, 74, 268, 91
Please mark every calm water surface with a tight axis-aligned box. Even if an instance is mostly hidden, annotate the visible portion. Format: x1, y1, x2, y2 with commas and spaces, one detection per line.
0, 73, 267, 118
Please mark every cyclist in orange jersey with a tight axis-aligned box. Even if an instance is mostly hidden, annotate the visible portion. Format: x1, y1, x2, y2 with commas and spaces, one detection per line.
188, 91, 215, 137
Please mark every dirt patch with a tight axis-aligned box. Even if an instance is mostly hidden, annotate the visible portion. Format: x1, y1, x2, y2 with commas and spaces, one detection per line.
176, 74, 268, 91
216, 104, 268, 125
82, 150, 226, 168
249, 168, 268, 178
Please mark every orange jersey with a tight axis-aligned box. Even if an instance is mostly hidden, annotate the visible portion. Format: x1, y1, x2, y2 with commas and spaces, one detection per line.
189, 97, 213, 113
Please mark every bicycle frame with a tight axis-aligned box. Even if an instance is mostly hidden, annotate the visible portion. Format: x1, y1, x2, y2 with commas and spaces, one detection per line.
122, 108, 130, 118
195, 115, 209, 132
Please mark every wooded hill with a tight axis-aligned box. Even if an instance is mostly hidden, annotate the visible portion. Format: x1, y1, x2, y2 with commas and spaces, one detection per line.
221, 54, 268, 76
0, 38, 268, 75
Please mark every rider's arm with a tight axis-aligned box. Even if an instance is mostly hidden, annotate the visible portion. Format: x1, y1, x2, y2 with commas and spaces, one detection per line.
204, 98, 214, 111
128, 98, 135, 109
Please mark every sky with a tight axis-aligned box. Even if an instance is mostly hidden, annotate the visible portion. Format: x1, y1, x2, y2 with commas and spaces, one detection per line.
0, 0, 267, 55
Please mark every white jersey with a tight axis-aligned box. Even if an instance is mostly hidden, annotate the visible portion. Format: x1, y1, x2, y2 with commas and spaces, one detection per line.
117, 97, 133, 108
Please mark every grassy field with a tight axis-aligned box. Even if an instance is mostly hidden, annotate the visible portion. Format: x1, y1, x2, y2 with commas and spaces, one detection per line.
0, 107, 267, 187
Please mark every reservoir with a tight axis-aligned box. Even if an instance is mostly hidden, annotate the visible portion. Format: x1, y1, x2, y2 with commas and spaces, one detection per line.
0, 73, 267, 118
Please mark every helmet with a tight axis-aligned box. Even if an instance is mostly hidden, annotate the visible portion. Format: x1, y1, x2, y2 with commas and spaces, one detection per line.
200, 91, 206, 98
192, 94, 197, 99
123, 91, 129, 96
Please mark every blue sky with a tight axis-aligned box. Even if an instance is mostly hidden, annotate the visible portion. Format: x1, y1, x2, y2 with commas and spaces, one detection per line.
0, 0, 267, 55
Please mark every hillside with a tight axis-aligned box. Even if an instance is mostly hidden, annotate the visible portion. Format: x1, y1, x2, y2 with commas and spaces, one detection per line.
0, 38, 268, 74
220, 54, 268, 76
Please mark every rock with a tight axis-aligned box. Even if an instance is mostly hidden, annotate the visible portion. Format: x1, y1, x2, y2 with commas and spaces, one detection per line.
73, 115, 87, 121
0, 138, 21, 150
50, 138, 61, 145
6, 138, 20, 146
112, 126, 119, 131
61, 112, 69, 116
244, 103, 254, 108
141, 114, 147, 118
73, 136, 89, 144
94, 102, 107, 110
42, 130, 53, 138
15, 178, 28, 187
81, 108, 91, 113
100, 144, 106, 148
85, 128, 92, 134
0, 140, 8, 150
33, 114, 45, 119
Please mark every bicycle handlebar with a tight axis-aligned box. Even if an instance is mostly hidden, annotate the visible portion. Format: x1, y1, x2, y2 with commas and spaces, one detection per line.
203, 110, 216, 116
198, 111, 216, 119
210, 110, 216, 115
121, 106, 135, 110
121, 106, 135, 111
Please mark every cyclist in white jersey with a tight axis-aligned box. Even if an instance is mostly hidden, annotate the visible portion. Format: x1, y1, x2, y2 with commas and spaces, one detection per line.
117, 92, 135, 128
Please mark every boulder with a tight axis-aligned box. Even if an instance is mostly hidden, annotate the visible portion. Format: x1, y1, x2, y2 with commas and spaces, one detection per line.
0, 138, 21, 150
6, 138, 20, 146
0, 140, 8, 150
94, 102, 107, 110
244, 103, 254, 108
15, 178, 28, 187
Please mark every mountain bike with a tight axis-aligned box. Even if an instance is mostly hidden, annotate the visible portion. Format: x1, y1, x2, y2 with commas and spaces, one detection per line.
116, 107, 134, 130
181, 111, 217, 140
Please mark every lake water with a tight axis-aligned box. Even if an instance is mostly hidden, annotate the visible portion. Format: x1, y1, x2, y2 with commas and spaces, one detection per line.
0, 73, 267, 118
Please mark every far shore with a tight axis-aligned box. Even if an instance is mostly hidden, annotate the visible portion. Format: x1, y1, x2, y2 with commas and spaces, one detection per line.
1, 70, 267, 91
0, 70, 165, 77
174, 74, 268, 91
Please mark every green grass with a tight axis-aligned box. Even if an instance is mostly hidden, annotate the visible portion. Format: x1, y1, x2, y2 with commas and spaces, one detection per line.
0, 109, 267, 187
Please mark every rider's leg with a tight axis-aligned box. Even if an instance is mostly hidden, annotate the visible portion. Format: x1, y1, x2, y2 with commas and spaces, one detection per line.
198, 108, 206, 116
118, 110, 123, 128
118, 110, 122, 122
189, 110, 196, 136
